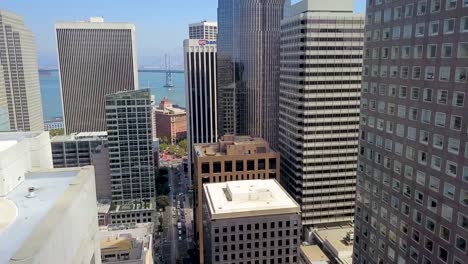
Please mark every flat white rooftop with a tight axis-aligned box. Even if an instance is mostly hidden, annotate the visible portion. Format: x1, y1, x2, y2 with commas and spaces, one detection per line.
0, 169, 81, 263
204, 179, 300, 220
313, 226, 354, 264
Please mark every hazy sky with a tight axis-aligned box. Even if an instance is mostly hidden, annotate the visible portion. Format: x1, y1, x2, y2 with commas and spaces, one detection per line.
2, 0, 366, 69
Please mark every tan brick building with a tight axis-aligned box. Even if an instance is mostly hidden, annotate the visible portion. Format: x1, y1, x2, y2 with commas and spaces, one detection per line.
154, 98, 187, 143
193, 135, 280, 263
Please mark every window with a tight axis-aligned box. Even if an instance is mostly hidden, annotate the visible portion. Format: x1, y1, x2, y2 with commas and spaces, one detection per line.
427, 197, 438, 214
448, 138, 460, 154
426, 217, 436, 232
464, 166, 468, 182
429, 176, 440, 191
431, 0, 441, 12
440, 226, 451, 242
427, 44, 437, 58
399, 86, 407, 98
425, 67, 435, 80
411, 87, 420, 100
423, 88, 433, 102
446, 161, 458, 177
465, 0, 468, 6
402, 46, 411, 58
446, 0, 457, 10
437, 90, 448, 104
439, 66, 450, 81
455, 68, 468, 82
394, 6, 402, 20
431, 155, 442, 171
441, 204, 453, 221
425, 237, 434, 252
444, 18, 455, 34
433, 134, 444, 149
450, 115, 462, 130
409, 108, 418, 121
460, 189, 468, 206
412, 67, 421, 79
400, 66, 409, 78
444, 183, 455, 199
390, 66, 398, 78
420, 130, 429, 144
403, 24, 413, 38
458, 43, 468, 58
392, 26, 401, 39
455, 235, 467, 252
429, 21, 439, 35
438, 246, 448, 263
442, 43, 453, 58
435, 113, 446, 127
421, 110, 431, 123
459, 213, 468, 230
417, 1, 427, 15
392, 46, 400, 59
462, 17, 468, 32
405, 4, 414, 17
414, 45, 424, 58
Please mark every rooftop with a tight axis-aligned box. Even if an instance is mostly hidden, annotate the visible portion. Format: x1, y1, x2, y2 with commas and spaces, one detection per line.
110, 201, 154, 213
51, 131, 108, 142
194, 135, 275, 158
0, 168, 88, 263
100, 223, 153, 263
204, 179, 300, 220
313, 226, 354, 264
301, 245, 330, 264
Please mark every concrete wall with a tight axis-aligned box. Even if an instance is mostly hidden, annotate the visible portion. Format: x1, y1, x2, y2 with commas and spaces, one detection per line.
10, 167, 101, 264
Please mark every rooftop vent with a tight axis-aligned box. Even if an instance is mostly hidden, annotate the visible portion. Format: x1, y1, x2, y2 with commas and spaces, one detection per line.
26, 187, 36, 198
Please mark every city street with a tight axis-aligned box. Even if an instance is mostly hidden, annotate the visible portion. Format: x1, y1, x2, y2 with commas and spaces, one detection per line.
158, 159, 194, 264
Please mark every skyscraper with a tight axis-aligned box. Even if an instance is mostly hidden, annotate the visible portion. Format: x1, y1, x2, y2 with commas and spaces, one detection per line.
105, 89, 155, 204
56, 17, 138, 134
217, 0, 284, 149
354, 1, 468, 264
279, 0, 364, 229
189, 20, 218, 40
184, 37, 218, 181
0, 10, 44, 132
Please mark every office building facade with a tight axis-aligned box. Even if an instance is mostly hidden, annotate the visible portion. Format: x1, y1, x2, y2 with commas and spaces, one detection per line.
51, 131, 111, 200
184, 38, 218, 181
56, 17, 138, 134
354, 1, 468, 264
154, 98, 187, 144
279, 0, 364, 228
217, 0, 284, 149
106, 89, 155, 204
0, 10, 44, 132
189, 20, 218, 40
203, 179, 301, 264
193, 135, 280, 262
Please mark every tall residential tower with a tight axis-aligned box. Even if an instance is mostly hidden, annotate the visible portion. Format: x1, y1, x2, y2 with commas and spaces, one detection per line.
217, 0, 284, 149
279, 0, 364, 229
355, 1, 468, 264
56, 17, 138, 134
105, 89, 155, 204
0, 10, 44, 131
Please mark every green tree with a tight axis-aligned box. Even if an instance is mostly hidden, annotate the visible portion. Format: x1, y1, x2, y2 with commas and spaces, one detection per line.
156, 195, 169, 208
178, 139, 188, 151
49, 128, 64, 137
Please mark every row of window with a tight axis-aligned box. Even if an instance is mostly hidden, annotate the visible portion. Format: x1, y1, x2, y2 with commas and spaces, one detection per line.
364, 64, 468, 82
367, 0, 468, 22
365, 43, 468, 61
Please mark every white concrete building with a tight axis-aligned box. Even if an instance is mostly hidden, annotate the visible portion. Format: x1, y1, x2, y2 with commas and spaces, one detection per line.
0, 10, 44, 132
56, 17, 138, 134
189, 20, 217, 40
0, 131, 101, 264
0, 132, 52, 196
279, 0, 364, 228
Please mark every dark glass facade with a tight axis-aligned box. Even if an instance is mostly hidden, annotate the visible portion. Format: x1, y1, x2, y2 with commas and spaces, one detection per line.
217, 0, 285, 149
